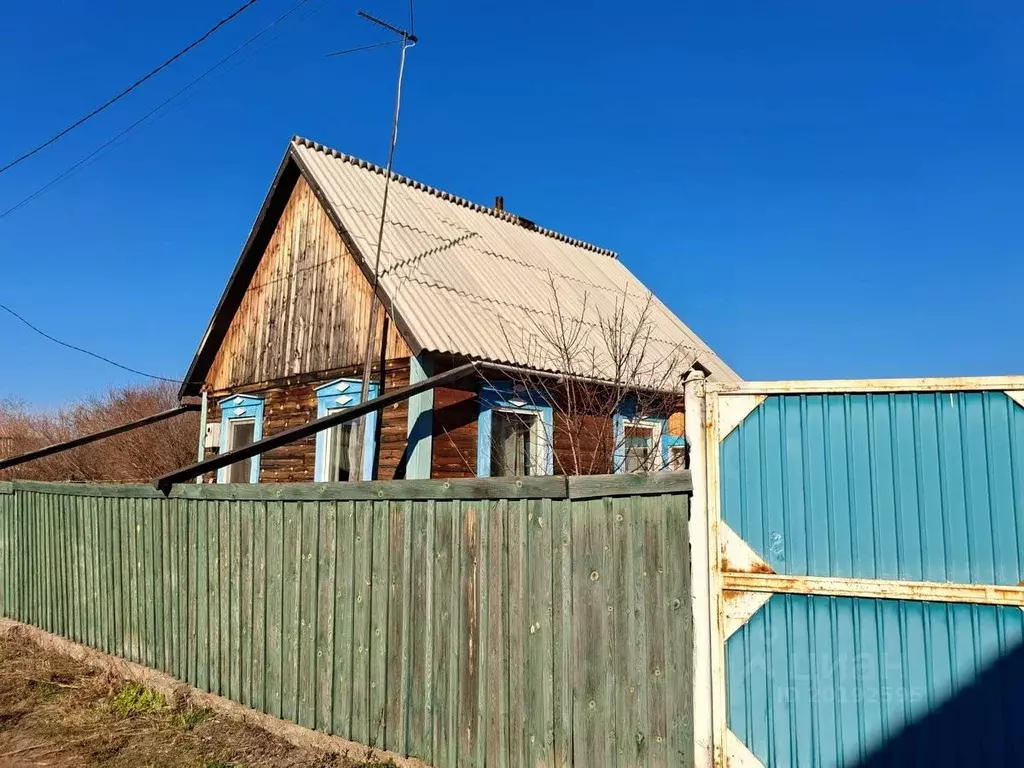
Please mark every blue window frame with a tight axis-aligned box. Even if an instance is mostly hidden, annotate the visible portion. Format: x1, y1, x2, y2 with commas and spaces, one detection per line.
613, 400, 686, 473
217, 394, 264, 483
314, 378, 379, 482
477, 384, 554, 477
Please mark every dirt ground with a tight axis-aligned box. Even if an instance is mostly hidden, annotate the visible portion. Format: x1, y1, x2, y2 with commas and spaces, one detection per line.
0, 629, 395, 768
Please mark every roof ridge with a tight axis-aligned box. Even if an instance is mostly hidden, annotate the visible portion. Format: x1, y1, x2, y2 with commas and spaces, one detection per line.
291, 135, 618, 259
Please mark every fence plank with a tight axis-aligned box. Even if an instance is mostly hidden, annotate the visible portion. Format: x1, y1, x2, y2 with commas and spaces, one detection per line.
281, 501, 302, 724
369, 499, 390, 750
0, 477, 692, 768
573, 498, 612, 767
264, 500, 284, 718
611, 495, 635, 768
483, 499, 508, 768
297, 501, 318, 730
664, 494, 693, 767
551, 497, 573, 768
315, 501, 336, 733
385, 500, 410, 754
105, 496, 117, 656
641, 494, 668, 765
408, 499, 434, 760
251, 500, 268, 714
431, 499, 455, 768
332, 500, 355, 737
525, 497, 555, 768
350, 499, 373, 745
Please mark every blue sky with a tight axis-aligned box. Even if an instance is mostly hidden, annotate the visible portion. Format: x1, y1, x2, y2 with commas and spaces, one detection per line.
1, 1, 1022, 406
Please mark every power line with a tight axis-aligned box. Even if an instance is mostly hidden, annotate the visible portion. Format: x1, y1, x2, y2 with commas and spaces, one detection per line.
326, 39, 400, 57
1, 0, 318, 221
0, 0, 261, 178
0, 302, 184, 384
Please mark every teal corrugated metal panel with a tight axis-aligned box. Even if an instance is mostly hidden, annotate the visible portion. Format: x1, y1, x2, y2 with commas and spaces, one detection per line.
727, 594, 1024, 766
722, 392, 1024, 583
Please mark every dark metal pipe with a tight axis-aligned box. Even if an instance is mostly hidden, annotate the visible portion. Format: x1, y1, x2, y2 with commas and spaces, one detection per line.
153, 362, 480, 491
0, 405, 199, 472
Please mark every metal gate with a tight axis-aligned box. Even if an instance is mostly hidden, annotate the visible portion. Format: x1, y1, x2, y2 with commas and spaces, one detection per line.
700, 377, 1024, 767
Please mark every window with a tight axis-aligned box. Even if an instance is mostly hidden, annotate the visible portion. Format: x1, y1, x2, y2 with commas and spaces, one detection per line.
667, 444, 686, 471
322, 421, 355, 482
225, 419, 256, 483
314, 379, 378, 482
613, 401, 686, 474
477, 384, 553, 477
217, 394, 264, 484
624, 423, 657, 473
490, 410, 540, 477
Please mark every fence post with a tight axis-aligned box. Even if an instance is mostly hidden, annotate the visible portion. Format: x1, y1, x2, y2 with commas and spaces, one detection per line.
685, 370, 714, 768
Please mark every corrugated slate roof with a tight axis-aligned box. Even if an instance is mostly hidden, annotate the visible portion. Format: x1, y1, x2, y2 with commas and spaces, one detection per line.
289, 137, 739, 383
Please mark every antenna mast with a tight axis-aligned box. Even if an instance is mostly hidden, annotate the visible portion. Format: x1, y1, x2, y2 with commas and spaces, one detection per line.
355, 9, 417, 479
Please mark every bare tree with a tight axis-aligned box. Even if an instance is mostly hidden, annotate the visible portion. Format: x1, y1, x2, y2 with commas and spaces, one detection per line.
485, 273, 696, 477
0, 382, 198, 482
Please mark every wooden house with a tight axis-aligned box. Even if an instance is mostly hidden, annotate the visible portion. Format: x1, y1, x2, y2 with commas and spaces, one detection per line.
179, 137, 738, 483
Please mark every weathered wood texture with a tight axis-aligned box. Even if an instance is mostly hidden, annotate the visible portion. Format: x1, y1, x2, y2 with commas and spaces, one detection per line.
205, 175, 411, 392
0, 477, 692, 768
432, 389, 684, 478
204, 362, 412, 483
432, 386, 478, 478
553, 412, 613, 475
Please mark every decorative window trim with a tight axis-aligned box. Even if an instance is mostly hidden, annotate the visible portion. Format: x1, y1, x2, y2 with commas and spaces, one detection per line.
314, 378, 379, 482
613, 400, 687, 473
217, 394, 265, 483
477, 383, 554, 477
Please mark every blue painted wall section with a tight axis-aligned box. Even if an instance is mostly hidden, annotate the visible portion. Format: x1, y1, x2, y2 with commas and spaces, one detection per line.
217, 393, 264, 483
405, 354, 434, 479
721, 391, 1024, 766
476, 383, 553, 477
314, 378, 378, 482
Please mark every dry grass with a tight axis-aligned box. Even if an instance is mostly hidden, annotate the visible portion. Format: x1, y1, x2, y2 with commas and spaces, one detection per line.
0, 629, 395, 768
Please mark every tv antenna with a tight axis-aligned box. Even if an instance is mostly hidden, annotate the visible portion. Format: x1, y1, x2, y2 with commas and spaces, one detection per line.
344, 8, 418, 478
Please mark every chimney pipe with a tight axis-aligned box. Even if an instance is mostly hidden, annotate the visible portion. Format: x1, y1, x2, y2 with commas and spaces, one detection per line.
495, 195, 504, 211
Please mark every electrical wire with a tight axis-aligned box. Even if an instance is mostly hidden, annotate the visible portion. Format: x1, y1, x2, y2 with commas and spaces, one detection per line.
0, 0, 261, 177
0, 0, 317, 222
326, 39, 400, 56
0, 0, 397, 388
0, 302, 184, 383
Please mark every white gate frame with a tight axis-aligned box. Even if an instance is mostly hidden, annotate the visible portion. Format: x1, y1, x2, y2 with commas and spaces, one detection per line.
688, 375, 1024, 768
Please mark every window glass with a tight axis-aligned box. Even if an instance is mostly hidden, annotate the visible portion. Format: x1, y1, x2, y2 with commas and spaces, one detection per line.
322, 418, 364, 482
668, 445, 686, 471
624, 423, 655, 472
491, 410, 537, 477
226, 419, 255, 483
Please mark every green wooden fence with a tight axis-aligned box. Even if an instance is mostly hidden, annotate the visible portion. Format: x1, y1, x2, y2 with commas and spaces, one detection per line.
0, 474, 692, 767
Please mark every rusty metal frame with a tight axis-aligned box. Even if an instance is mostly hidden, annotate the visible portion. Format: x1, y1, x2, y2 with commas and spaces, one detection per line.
721, 572, 1024, 607
710, 375, 1024, 395
704, 376, 1024, 768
